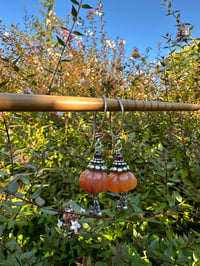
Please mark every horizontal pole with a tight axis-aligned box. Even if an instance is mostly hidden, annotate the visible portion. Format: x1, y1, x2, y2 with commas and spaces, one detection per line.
0, 93, 199, 112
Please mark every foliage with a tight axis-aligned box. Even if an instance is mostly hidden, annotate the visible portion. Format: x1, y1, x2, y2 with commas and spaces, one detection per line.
0, 0, 200, 265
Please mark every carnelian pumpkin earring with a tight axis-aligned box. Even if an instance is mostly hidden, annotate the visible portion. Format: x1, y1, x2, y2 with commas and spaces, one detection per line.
79, 96, 109, 215
107, 98, 137, 210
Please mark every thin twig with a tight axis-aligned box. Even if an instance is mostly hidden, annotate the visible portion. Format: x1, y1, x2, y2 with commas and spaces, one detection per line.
0, 242, 22, 266
1, 112, 14, 174
47, 0, 83, 95
178, 113, 192, 179
4, 190, 186, 222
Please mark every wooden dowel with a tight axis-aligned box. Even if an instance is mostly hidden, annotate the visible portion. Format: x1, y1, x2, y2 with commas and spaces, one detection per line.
0, 93, 199, 112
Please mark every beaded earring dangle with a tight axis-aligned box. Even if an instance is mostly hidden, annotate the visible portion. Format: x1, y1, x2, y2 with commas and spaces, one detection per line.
79, 96, 109, 215
107, 98, 137, 210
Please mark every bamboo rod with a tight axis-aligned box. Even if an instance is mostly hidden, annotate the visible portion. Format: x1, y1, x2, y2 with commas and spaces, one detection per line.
0, 93, 199, 112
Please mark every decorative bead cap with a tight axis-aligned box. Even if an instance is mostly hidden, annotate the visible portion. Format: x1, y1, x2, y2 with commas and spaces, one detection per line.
110, 152, 130, 172
87, 151, 107, 171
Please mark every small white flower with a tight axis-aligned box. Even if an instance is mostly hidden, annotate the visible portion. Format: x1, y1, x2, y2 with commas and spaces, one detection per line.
87, 30, 93, 37
76, 21, 81, 26
96, 10, 103, 16
118, 39, 126, 45
67, 53, 73, 60
106, 39, 116, 49
46, 19, 52, 26
80, 207, 85, 213
57, 219, 63, 229
55, 52, 61, 59
4, 31, 9, 38
70, 220, 81, 233
66, 207, 73, 213
49, 10, 55, 17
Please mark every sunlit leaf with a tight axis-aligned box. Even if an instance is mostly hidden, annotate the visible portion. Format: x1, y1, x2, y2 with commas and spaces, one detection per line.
7, 181, 19, 193
82, 4, 92, 9
60, 26, 69, 31
23, 163, 37, 170
41, 209, 58, 215
56, 35, 65, 47
70, 0, 79, 5
71, 5, 78, 17
31, 185, 43, 199
73, 31, 83, 36
0, 80, 9, 88
35, 196, 45, 206
14, 65, 19, 72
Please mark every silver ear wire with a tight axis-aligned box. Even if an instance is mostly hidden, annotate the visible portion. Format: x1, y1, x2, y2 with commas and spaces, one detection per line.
91, 96, 107, 147
109, 97, 124, 154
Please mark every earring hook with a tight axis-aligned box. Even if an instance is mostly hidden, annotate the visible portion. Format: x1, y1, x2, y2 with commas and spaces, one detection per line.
109, 97, 124, 154
91, 95, 107, 147
115, 97, 124, 135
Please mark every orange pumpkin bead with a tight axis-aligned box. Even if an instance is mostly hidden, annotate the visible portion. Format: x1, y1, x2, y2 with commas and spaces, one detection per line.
79, 169, 109, 194
107, 171, 137, 193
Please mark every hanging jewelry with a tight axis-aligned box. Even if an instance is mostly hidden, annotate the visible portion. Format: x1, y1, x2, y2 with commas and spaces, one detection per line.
79, 96, 108, 215
107, 97, 137, 210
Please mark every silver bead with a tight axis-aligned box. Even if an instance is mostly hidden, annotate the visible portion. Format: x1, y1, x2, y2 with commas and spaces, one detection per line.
88, 164, 94, 169
111, 166, 117, 172
101, 165, 107, 171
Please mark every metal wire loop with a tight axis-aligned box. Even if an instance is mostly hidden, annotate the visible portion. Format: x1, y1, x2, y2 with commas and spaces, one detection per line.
95, 133, 102, 150
109, 98, 125, 154
115, 135, 122, 153
91, 96, 107, 147
115, 97, 124, 135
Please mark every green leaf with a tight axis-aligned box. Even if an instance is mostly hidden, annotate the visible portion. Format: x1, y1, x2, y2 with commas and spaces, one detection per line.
61, 59, 72, 62
23, 163, 37, 170
8, 181, 19, 193
70, 0, 79, 5
0, 56, 9, 62
8, 219, 15, 230
61, 26, 69, 31
56, 35, 65, 47
27, 74, 37, 78
13, 56, 20, 65
82, 4, 92, 9
0, 225, 3, 237
41, 209, 58, 215
110, 246, 118, 256
71, 5, 78, 17
11, 201, 26, 206
73, 31, 84, 36
31, 185, 43, 199
20, 250, 35, 260
192, 229, 200, 237
95, 262, 107, 266
31, 80, 37, 86
20, 175, 30, 185
35, 196, 45, 206
14, 65, 19, 72
0, 80, 9, 88
31, 150, 42, 159
0, 171, 9, 176
0, 182, 6, 189
158, 142, 164, 151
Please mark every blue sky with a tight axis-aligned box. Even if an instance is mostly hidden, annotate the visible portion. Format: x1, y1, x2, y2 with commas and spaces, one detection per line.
1, 0, 200, 61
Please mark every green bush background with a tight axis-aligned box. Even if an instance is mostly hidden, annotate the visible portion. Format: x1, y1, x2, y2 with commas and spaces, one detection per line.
0, 0, 200, 265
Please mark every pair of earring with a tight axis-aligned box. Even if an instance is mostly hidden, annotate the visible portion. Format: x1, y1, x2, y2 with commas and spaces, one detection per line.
79, 96, 137, 215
